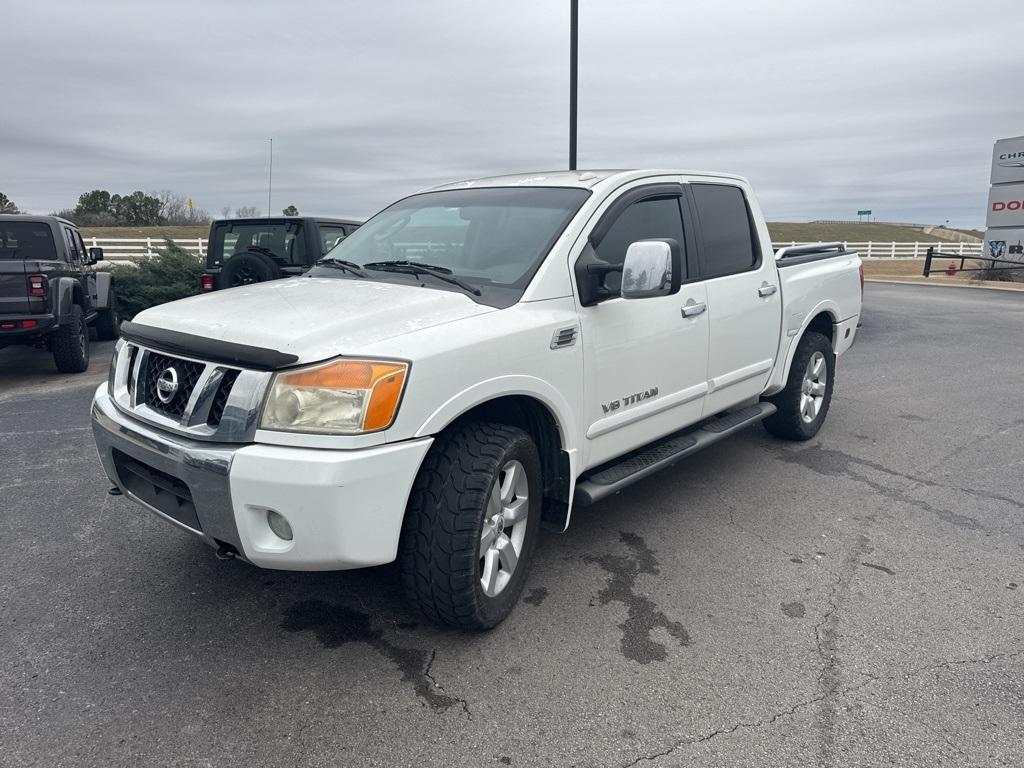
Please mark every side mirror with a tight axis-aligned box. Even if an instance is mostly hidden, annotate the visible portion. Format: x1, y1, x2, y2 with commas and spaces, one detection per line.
88, 247, 104, 264
621, 240, 675, 299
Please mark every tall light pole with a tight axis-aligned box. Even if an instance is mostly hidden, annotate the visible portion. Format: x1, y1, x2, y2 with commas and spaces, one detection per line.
267, 138, 273, 217
569, 0, 578, 171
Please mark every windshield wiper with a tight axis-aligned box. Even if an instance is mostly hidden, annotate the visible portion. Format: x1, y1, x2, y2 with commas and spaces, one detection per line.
314, 258, 367, 277
363, 260, 482, 296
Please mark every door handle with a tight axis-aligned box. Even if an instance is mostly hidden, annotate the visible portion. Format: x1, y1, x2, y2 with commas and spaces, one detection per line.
681, 301, 707, 318
758, 284, 778, 297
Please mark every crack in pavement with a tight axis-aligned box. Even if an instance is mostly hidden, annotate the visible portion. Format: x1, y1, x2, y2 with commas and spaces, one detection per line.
424, 649, 473, 720
773, 445, 1019, 530
617, 647, 1024, 768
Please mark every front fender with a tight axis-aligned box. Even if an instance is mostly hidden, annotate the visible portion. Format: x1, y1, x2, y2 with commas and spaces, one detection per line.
95, 272, 113, 310
413, 374, 579, 454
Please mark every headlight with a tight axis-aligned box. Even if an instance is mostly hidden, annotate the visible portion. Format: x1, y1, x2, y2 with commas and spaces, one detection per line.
108, 338, 126, 396
260, 358, 409, 434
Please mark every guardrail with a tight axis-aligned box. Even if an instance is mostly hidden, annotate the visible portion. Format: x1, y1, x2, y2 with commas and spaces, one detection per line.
85, 237, 984, 261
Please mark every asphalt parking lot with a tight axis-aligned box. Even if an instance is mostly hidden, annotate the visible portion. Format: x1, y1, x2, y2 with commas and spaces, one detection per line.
2, 282, 1023, 768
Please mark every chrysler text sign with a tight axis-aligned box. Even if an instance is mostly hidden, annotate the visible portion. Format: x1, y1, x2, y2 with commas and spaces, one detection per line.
986, 182, 1024, 227
991, 135, 1024, 185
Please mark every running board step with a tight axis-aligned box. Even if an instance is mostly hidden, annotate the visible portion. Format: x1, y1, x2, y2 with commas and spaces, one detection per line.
573, 402, 777, 507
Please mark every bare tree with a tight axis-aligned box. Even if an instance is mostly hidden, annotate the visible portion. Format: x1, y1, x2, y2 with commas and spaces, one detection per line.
220, 206, 232, 219
154, 190, 211, 226
0, 192, 20, 214
235, 206, 260, 218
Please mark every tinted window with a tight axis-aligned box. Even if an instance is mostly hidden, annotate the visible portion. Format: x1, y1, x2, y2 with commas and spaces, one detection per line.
0, 222, 57, 261
319, 226, 349, 253
211, 221, 305, 266
320, 187, 590, 289
594, 196, 685, 270
691, 184, 757, 278
64, 228, 82, 263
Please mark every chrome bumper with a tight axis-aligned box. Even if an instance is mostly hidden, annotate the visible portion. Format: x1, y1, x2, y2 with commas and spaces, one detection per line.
91, 386, 244, 553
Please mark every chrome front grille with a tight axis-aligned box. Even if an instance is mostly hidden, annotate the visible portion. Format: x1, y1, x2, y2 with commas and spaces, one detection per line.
142, 352, 205, 420
109, 340, 273, 442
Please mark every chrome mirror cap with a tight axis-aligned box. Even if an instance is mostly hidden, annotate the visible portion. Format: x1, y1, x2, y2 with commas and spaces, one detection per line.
621, 240, 673, 299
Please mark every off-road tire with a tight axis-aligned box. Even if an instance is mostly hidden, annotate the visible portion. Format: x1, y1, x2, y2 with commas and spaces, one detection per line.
51, 304, 90, 373
220, 251, 282, 288
95, 291, 120, 340
399, 421, 543, 630
763, 331, 834, 441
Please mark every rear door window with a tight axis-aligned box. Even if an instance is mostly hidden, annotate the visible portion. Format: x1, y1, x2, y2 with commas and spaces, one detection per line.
690, 184, 759, 278
0, 222, 58, 260
63, 227, 83, 264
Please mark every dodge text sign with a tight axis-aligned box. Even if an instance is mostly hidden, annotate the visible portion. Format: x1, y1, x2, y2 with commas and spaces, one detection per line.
986, 181, 1024, 228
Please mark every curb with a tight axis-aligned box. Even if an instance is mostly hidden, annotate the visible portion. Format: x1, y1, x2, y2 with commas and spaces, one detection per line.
865, 278, 1024, 293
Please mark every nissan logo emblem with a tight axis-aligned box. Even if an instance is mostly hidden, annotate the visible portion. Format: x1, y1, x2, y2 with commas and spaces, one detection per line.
155, 367, 180, 404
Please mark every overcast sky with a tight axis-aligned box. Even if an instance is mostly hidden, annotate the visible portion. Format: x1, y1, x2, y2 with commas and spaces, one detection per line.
2, 0, 1018, 226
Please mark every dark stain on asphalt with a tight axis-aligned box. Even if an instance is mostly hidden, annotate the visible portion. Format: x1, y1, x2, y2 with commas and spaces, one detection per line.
1008, 582, 1019, 590
790, 557, 804, 564
584, 531, 691, 663
861, 562, 896, 576
776, 445, 990, 530
281, 599, 458, 712
524, 587, 549, 606
781, 601, 806, 618
897, 413, 929, 423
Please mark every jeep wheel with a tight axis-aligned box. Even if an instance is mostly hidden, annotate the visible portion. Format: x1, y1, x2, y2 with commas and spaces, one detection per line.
95, 291, 120, 340
399, 422, 543, 629
51, 304, 90, 373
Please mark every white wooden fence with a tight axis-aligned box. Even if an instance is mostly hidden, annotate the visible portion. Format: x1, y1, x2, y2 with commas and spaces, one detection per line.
85, 237, 983, 261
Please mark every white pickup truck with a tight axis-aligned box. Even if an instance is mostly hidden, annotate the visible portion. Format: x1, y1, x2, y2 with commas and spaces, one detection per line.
91, 170, 862, 628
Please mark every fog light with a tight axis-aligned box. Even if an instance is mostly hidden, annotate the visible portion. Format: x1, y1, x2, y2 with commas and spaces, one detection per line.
266, 510, 293, 541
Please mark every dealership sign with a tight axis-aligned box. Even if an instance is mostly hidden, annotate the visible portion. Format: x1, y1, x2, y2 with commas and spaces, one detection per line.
984, 135, 1024, 260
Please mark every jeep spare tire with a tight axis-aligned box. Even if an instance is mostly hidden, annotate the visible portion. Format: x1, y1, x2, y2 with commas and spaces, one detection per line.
221, 251, 282, 288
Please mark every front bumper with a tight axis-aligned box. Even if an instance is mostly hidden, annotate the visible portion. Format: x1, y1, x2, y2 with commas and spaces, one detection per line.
91, 386, 433, 570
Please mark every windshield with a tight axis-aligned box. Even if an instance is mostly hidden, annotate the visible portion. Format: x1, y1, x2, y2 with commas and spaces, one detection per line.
0, 222, 58, 261
318, 187, 590, 291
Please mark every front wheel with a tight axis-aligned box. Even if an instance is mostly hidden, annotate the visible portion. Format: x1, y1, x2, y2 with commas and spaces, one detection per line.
399, 422, 542, 629
762, 331, 835, 441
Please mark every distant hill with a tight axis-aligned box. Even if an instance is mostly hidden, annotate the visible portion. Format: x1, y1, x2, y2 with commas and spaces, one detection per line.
768, 222, 952, 244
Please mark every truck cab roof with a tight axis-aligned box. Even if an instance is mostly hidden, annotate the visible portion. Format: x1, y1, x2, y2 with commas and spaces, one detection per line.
428, 168, 750, 192
0, 214, 79, 228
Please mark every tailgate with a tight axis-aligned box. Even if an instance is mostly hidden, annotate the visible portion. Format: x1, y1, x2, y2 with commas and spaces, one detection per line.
0, 260, 32, 315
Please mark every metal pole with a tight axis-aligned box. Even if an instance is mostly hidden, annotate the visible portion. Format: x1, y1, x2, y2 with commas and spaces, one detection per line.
569, 0, 578, 171
268, 138, 273, 217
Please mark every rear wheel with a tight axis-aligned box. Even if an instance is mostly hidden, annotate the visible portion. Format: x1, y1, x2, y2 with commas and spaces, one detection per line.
762, 331, 834, 441
51, 304, 90, 373
399, 422, 542, 629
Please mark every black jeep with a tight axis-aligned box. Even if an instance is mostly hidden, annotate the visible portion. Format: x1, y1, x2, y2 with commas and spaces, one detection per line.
0, 215, 119, 373
201, 216, 361, 291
